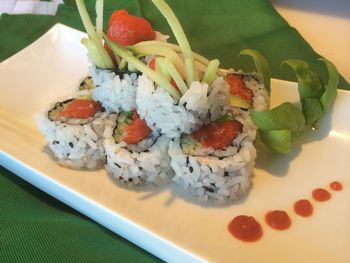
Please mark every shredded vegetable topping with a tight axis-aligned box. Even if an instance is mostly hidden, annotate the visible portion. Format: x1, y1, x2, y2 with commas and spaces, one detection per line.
74, 0, 339, 154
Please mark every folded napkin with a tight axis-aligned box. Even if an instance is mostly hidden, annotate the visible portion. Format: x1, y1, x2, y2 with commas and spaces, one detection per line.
0, 0, 348, 262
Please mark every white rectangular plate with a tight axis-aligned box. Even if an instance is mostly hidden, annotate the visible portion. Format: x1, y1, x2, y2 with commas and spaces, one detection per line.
1, 24, 349, 263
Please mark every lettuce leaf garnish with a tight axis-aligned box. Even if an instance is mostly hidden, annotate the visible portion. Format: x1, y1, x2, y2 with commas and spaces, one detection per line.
259, 130, 292, 154
253, 58, 339, 153
251, 102, 305, 132
251, 102, 305, 152
319, 58, 339, 112
240, 49, 271, 95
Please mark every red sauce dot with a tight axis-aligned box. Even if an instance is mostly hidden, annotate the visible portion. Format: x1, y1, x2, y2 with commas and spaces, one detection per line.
294, 199, 313, 217
312, 188, 331, 201
330, 181, 343, 191
265, 210, 291, 230
228, 215, 263, 242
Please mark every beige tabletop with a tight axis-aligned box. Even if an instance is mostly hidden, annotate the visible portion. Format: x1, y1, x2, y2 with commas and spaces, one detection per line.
272, 0, 350, 85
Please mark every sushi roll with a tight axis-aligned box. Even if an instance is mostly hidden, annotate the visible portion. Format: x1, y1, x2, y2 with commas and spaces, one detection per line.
135, 62, 231, 138
225, 72, 269, 112
37, 95, 108, 169
88, 9, 169, 114
104, 110, 173, 186
169, 110, 257, 203
91, 67, 139, 113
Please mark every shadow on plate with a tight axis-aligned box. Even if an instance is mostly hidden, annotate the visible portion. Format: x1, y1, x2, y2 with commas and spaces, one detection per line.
254, 107, 333, 177
163, 183, 253, 209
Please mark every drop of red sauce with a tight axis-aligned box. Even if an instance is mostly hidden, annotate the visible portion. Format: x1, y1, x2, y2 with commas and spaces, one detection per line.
294, 199, 313, 217
312, 188, 331, 201
228, 215, 263, 242
265, 210, 291, 230
330, 181, 343, 191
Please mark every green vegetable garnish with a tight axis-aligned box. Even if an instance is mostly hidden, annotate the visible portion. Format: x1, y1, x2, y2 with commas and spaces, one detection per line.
251, 102, 305, 133
319, 58, 339, 112
75, 0, 114, 69
253, 58, 339, 153
151, 0, 197, 84
135, 40, 225, 76
158, 58, 188, 95
240, 49, 271, 95
301, 98, 323, 126
203, 59, 220, 86
282, 60, 324, 99
251, 102, 305, 153
259, 130, 292, 154
95, 0, 103, 41
282, 58, 339, 126
128, 45, 186, 79
105, 36, 181, 101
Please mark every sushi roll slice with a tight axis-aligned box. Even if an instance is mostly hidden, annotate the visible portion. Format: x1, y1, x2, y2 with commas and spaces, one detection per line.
169, 110, 257, 203
104, 110, 173, 186
135, 72, 231, 138
37, 95, 108, 169
87, 9, 169, 114
91, 68, 139, 113
226, 72, 269, 112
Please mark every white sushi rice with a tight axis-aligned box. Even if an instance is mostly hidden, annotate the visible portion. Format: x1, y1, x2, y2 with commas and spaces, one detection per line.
136, 75, 230, 138
36, 101, 108, 170
90, 65, 138, 113
104, 114, 173, 186
244, 74, 269, 111
136, 74, 196, 137
169, 110, 257, 203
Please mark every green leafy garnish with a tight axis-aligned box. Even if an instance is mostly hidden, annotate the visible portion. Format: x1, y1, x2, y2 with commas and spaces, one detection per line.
320, 58, 339, 112
254, 58, 339, 153
251, 102, 305, 153
302, 98, 323, 126
240, 49, 271, 95
259, 130, 292, 154
282, 58, 339, 126
251, 102, 305, 133
282, 60, 324, 100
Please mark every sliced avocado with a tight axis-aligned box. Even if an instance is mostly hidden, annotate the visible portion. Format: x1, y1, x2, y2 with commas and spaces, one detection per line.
76, 94, 93, 100
113, 111, 133, 143
79, 76, 95, 90
215, 114, 235, 123
180, 134, 202, 155
48, 99, 74, 121
230, 95, 251, 109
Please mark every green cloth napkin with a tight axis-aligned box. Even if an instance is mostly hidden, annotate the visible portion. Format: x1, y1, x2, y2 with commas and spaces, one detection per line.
0, 166, 159, 262
0, 0, 349, 262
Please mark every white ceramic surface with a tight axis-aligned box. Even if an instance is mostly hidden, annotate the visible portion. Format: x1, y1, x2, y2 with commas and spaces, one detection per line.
0, 24, 349, 263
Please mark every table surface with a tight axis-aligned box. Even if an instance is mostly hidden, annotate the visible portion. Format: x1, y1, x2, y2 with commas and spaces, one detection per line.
272, 0, 350, 83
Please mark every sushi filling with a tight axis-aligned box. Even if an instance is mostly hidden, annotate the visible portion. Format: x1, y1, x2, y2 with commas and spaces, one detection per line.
48, 96, 103, 125
104, 113, 172, 186
112, 110, 159, 152
79, 76, 95, 90
180, 114, 243, 157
